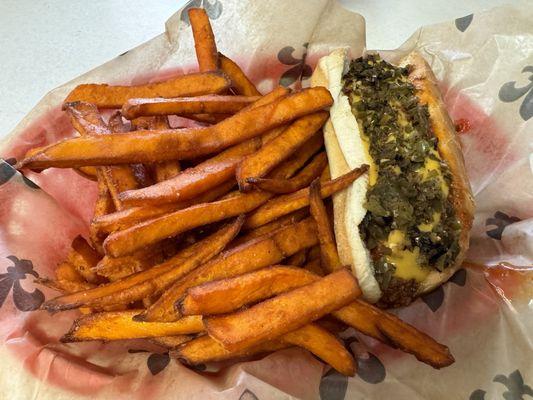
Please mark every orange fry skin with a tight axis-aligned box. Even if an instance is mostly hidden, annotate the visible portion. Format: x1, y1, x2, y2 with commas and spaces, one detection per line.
61, 310, 204, 342
64, 71, 230, 108
41, 217, 243, 312
244, 165, 369, 229
117, 133, 260, 207
188, 8, 218, 72
178, 266, 317, 316
103, 138, 311, 257
122, 95, 259, 120
308, 179, 343, 273
281, 323, 356, 376
92, 180, 236, 234
139, 217, 318, 322
246, 151, 328, 194
104, 190, 272, 257
172, 334, 288, 365
19, 87, 333, 169
204, 269, 360, 351
237, 112, 328, 191
218, 53, 261, 96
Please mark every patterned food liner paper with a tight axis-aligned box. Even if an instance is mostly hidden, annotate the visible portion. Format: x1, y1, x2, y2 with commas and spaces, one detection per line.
0, 0, 532, 399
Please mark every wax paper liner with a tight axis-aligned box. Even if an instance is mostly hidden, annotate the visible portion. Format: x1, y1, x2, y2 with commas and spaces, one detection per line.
0, 1, 531, 399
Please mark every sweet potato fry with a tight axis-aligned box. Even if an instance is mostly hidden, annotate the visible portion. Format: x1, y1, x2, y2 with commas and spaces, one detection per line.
189, 8, 218, 72
19, 87, 333, 169
119, 157, 241, 207
237, 112, 329, 191
41, 217, 243, 312
95, 247, 163, 281
150, 335, 193, 350
232, 208, 308, 246
61, 310, 203, 342
309, 179, 343, 273
122, 95, 259, 120
204, 269, 360, 351
129, 115, 181, 183
92, 180, 236, 234
64, 71, 230, 108
219, 53, 261, 96
64, 101, 109, 135
83, 216, 242, 309
140, 217, 318, 322
69, 235, 102, 283
172, 334, 287, 365
333, 301, 454, 368
244, 165, 369, 229
247, 151, 328, 194
281, 323, 356, 376
104, 140, 313, 257
104, 191, 271, 257
178, 266, 318, 316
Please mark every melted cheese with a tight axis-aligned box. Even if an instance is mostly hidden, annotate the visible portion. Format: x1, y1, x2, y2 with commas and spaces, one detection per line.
418, 211, 442, 232
418, 150, 450, 197
387, 247, 430, 281
385, 230, 430, 282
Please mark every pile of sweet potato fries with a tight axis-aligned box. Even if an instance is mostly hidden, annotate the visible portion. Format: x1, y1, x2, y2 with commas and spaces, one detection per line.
20, 8, 454, 376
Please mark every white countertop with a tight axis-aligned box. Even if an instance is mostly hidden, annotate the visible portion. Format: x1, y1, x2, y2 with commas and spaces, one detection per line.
0, 0, 518, 137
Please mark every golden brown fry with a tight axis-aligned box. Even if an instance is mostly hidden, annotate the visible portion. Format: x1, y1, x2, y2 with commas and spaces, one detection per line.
122, 95, 259, 120
309, 179, 343, 273
178, 266, 318, 316
189, 8, 218, 72
218, 53, 261, 96
285, 249, 307, 267
232, 208, 308, 246
64, 71, 230, 108
244, 165, 369, 229
140, 217, 318, 322
172, 334, 287, 365
104, 139, 312, 257
69, 235, 101, 283
92, 180, 236, 234
19, 87, 333, 169
150, 335, 193, 349
246, 151, 328, 194
42, 217, 243, 312
104, 191, 271, 257
237, 112, 328, 191
61, 310, 203, 342
95, 246, 163, 281
204, 269, 360, 351
281, 323, 356, 376
81, 216, 242, 309
333, 301, 454, 368
119, 157, 241, 207
130, 115, 181, 183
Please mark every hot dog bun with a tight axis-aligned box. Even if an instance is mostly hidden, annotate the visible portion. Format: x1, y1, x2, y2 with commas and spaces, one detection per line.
312, 49, 474, 304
